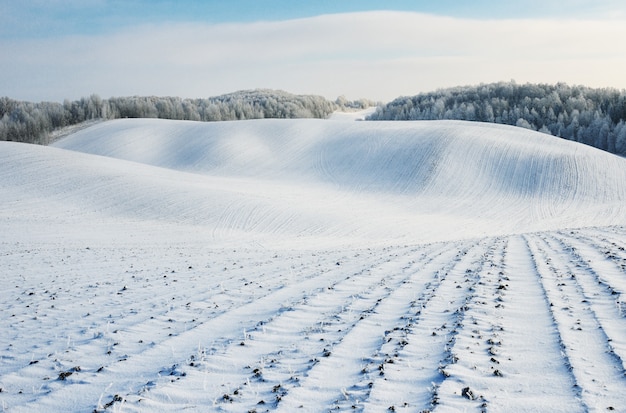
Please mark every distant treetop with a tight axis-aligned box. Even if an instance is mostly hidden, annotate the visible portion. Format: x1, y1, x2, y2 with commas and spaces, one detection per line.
368, 81, 626, 155
0, 89, 339, 145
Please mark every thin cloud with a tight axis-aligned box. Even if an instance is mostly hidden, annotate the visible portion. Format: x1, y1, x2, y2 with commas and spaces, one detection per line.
2, 11, 626, 102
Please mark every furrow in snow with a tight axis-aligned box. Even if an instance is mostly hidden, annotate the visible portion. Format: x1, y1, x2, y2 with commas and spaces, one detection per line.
422, 238, 506, 413
473, 236, 582, 412
118, 244, 438, 412
359, 238, 495, 412
1, 246, 330, 406
543, 232, 626, 374
562, 228, 626, 306
526, 234, 626, 411
5, 246, 394, 412
424, 238, 502, 413
273, 241, 470, 412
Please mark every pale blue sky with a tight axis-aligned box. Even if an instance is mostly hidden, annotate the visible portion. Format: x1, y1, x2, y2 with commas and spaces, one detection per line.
2, 1, 626, 102
4, 0, 625, 38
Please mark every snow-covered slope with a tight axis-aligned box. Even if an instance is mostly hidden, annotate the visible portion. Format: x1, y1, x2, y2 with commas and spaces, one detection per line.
3, 118, 626, 412
42, 118, 626, 243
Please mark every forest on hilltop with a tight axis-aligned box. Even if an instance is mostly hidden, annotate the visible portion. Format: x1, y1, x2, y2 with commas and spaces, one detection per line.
0, 90, 360, 145
368, 81, 626, 155
4, 82, 626, 156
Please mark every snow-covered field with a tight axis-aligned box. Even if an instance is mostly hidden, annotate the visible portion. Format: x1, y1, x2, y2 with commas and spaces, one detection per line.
2, 115, 626, 412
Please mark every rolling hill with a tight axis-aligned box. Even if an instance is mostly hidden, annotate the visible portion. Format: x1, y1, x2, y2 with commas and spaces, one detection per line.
41, 117, 626, 243
1, 117, 626, 412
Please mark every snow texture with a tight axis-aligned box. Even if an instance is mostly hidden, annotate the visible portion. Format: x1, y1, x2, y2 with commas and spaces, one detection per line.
1, 116, 626, 412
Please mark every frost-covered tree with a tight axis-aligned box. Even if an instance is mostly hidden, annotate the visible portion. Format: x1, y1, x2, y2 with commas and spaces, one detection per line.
334, 96, 378, 111
368, 81, 626, 156
0, 90, 338, 145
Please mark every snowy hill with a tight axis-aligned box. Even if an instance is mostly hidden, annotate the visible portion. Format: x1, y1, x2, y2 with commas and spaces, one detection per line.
2, 118, 626, 412
43, 118, 626, 243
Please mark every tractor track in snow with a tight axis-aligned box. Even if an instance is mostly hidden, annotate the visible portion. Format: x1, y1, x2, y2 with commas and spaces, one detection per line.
278, 240, 478, 412
356, 238, 496, 412
2, 244, 433, 412
4, 231, 626, 412
526, 233, 626, 412
118, 241, 464, 412
544, 232, 626, 373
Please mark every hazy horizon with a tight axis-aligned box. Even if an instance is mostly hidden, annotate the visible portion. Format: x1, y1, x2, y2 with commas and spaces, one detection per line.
3, 1, 626, 103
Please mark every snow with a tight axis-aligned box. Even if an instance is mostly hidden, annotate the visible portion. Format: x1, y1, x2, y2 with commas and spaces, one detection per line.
2, 117, 626, 412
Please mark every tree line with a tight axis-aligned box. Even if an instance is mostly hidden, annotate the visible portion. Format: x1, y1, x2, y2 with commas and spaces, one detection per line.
368, 81, 626, 156
0, 90, 342, 145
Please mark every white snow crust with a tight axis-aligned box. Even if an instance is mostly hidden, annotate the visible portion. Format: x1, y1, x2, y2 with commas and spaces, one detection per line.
2, 117, 626, 412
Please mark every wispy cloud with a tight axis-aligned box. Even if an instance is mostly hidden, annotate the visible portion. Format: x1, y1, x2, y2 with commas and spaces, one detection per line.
2, 11, 626, 102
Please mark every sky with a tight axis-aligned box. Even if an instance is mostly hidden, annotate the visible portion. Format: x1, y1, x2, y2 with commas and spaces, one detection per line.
2, 0, 626, 103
